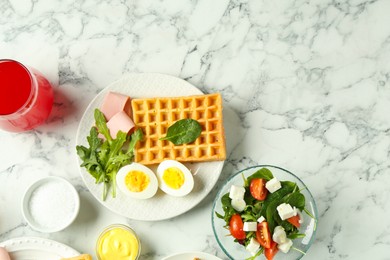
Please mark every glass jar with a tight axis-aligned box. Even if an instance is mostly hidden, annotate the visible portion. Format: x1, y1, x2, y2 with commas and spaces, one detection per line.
96, 224, 141, 260
0, 59, 54, 132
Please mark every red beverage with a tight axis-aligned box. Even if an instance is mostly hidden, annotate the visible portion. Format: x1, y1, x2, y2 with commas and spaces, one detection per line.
0, 60, 54, 132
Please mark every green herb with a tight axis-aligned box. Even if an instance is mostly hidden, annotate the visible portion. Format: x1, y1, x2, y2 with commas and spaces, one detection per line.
94, 109, 112, 144
159, 119, 202, 145
76, 108, 144, 200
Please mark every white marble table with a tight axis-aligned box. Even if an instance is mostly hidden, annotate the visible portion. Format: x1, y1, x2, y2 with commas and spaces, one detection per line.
1, 0, 390, 259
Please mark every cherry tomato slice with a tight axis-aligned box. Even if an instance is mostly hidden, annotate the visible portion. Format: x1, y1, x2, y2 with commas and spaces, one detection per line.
264, 240, 278, 260
287, 214, 301, 228
250, 178, 268, 201
229, 214, 246, 240
256, 222, 271, 248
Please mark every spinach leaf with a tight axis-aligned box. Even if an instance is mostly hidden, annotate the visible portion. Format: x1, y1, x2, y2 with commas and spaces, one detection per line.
260, 181, 297, 217
283, 191, 306, 210
160, 119, 202, 145
275, 213, 295, 232
261, 181, 297, 233
246, 168, 274, 184
266, 199, 279, 233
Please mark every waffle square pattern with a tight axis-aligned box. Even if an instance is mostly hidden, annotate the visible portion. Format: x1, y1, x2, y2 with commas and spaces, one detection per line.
131, 93, 226, 165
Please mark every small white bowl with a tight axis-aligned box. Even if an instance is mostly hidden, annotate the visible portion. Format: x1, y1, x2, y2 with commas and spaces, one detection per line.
22, 176, 80, 233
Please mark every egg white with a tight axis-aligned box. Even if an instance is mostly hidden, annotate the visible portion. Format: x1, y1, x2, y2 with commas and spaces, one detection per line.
116, 163, 158, 199
156, 160, 194, 197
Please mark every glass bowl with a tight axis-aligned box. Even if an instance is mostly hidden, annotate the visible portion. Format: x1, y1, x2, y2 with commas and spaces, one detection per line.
211, 165, 318, 260
96, 224, 141, 260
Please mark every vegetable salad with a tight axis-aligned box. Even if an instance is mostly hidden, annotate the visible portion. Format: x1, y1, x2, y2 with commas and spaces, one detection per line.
215, 168, 315, 260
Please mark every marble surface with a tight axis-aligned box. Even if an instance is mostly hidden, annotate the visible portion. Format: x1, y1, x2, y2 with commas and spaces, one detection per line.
1, 0, 390, 259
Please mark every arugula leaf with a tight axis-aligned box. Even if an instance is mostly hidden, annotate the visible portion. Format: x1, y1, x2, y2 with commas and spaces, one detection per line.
77, 109, 144, 201
76, 145, 89, 161
76, 127, 104, 181
94, 109, 112, 143
221, 192, 232, 207
245, 248, 264, 260
127, 128, 144, 156
219, 193, 236, 225
215, 211, 225, 220
106, 131, 127, 165
98, 141, 110, 167
160, 119, 202, 145
244, 187, 256, 205
241, 213, 257, 222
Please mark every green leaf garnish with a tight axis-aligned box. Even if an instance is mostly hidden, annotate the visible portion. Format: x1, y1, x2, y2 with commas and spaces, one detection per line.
76, 109, 144, 201
160, 119, 202, 145
94, 109, 112, 144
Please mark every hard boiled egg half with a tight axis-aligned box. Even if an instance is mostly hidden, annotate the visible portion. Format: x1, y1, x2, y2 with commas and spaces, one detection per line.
116, 163, 158, 199
156, 160, 194, 197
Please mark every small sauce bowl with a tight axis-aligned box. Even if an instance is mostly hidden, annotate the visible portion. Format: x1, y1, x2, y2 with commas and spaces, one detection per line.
96, 224, 141, 260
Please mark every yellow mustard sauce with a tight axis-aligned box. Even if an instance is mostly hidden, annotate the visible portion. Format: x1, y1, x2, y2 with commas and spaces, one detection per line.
97, 226, 139, 260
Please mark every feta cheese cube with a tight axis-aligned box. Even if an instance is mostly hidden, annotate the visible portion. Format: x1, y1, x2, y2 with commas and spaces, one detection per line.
231, 198, 246, 212
243, 221, 257, 231
257, 216, 266, 223
246, 237, 260, 255
229, 185, 246, 200
272, 226, 287, 244
277, 238, 293, 253
265, 178, 282, 193
277, 203, 295, 220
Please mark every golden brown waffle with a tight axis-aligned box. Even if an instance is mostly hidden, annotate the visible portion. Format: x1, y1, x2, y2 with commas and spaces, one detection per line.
131, 93, 226, 165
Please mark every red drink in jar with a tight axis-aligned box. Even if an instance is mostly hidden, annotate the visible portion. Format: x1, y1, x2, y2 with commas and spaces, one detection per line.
0, 59, 54, 132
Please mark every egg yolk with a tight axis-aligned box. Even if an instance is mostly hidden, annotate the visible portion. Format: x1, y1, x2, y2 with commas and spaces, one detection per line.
125, 170, 150, 192
163, 167, 185, 189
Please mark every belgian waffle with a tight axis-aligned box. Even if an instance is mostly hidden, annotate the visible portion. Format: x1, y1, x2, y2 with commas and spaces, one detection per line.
131, 93, 226, 165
